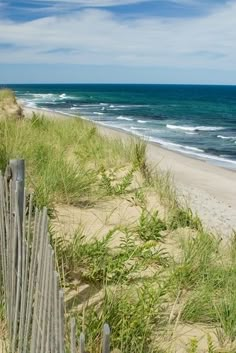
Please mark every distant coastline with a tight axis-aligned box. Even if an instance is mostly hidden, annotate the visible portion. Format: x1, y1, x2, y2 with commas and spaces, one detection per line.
13, 83, 236, 171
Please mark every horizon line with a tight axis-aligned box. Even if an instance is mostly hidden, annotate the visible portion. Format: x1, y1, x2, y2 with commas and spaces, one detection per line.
3, 82, 236, 86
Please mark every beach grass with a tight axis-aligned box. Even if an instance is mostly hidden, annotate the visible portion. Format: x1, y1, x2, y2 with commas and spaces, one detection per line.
0, 88, 16, 101
1, 92, 236, 352
0, 114, 145, 210
0, 88, 23, 121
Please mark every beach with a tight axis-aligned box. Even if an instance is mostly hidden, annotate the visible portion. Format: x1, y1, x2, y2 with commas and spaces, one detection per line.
23, 105, 236, 237
2, 91, 236, 353
3, 1, 236, 350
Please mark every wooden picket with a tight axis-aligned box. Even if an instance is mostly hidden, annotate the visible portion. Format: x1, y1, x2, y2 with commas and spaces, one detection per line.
0, 160, 111, 353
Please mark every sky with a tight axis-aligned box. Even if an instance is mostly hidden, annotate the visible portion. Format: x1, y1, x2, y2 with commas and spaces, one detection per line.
0, 0, 236, 84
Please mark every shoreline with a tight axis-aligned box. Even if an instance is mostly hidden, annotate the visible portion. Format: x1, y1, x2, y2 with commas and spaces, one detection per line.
23, 105, 236, 237
23, 105, 236, 171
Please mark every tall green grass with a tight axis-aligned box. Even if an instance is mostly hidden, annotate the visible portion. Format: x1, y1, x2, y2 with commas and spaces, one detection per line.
0, 88, 16, 102
0, 115, 146, 208
73, 284, 166, 353
54, 226, 166, 285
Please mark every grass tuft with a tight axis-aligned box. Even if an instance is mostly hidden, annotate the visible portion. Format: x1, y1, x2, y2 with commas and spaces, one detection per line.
168, 207, 203, 231
74, 284, 166, 353
137, 210, 166, 242
100, 166, 135, 196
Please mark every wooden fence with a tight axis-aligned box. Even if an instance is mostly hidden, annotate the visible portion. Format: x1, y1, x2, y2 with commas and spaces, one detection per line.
0, 160, 111, 353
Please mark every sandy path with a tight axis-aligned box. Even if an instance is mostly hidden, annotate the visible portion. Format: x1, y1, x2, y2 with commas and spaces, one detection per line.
23, 106, 236, 237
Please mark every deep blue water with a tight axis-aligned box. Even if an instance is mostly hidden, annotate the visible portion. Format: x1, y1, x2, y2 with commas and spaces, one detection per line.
5, 84, 236, 170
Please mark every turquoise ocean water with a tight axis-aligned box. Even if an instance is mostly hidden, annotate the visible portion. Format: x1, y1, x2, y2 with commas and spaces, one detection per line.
7, 84, 236, 170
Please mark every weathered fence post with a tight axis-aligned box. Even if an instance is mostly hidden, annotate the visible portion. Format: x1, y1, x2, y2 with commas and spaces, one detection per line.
9, 159, 25, 228
70, 318, 77, 353
9, 160, 25, 353
102, 324, 111, 353
79, 333, 86, 353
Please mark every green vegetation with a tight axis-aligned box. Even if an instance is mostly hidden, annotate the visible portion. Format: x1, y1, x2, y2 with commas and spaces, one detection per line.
55, 228, 165, 285
0, 88, 16, 101
0, 88, 23, 120
137, 209, 166, 241
1, 90, 236, 353
0, 114, 143, 210
73, 283, 166, 353
100, 166, 136, 196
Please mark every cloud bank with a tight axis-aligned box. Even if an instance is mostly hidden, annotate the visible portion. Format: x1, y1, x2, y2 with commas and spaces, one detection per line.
0, 0, 235, 75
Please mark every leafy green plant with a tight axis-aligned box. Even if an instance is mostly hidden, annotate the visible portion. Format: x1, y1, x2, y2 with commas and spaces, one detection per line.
54, 227, 165, 284
168, 207, 203, 231
75, 283, 167, 353
207, 335, 216, 353
137, 210, 166, 242
135, 189, 146, 207
187, 338, 198, 353
100, 166, 135, 196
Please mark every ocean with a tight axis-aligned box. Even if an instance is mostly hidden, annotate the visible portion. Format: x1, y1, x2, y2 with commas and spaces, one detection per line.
7, 84, 236, 170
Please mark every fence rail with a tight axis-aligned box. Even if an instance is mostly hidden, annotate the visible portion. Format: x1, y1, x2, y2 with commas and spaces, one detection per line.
0, 160, 111, 353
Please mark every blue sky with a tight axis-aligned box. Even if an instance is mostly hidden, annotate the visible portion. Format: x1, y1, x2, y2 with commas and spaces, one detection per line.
0, 0, 236, 84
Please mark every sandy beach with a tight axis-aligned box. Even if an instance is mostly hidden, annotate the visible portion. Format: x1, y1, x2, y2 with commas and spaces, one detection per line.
23, 106, 236, 237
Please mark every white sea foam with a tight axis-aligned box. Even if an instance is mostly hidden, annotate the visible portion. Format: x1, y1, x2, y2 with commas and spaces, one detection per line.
130, 127, 149, 131
25, 101, 37, 108
59, 93, 77, 100
167, 124, 224, 132
118, 104, 148, 108
93, 112, 104, 115
81, 104, 101, 107
116, 116, 133, 121
148, 136, 236, 167
137, 120, 147, 124
184, 146, 204, 153
31, 93, 55, 98
217, 135, 236, 140
26, 92, 75, 103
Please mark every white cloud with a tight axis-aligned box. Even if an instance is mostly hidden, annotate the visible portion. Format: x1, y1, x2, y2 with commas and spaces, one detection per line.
13, 0, 200, 8
17, 0, 146, 6
28, 0, 194, 5
0, 1, 235, 72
